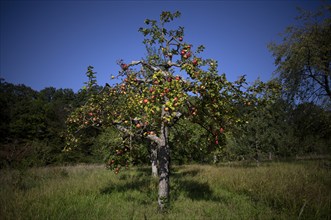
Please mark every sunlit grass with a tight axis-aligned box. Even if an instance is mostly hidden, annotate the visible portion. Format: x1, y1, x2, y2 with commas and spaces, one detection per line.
0, 161, 330, 219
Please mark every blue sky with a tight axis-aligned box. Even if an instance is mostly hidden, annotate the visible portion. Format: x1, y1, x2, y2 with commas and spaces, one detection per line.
0, 0, 323, 92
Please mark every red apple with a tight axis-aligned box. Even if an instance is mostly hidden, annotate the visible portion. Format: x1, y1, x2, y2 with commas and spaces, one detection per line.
181, 50, 186, 56
175, 76, 181, 81
143, 99, 148, 104
220, 127, 224, 133
164, 88, 170, 93
121, 63, 128, 70
164, 107, 169, 111
192, 59, 198, 66
179, 37, 183, 41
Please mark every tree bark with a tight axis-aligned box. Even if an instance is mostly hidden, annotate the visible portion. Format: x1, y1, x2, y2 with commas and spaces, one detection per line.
269, 151, 273, 161
150, 143, 158, 177
157, 122, 170, 211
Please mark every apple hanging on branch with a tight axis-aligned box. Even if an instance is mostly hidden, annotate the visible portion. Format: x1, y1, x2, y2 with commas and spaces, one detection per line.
121, 63, 128, 71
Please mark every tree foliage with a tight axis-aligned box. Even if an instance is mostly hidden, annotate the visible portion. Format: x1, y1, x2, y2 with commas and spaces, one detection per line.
227, 98, 331, 160
268, 5, 331, 105
0, 79, 98, 168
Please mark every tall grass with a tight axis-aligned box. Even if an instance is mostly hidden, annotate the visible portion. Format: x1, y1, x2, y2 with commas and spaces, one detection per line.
0, 161, 330, 219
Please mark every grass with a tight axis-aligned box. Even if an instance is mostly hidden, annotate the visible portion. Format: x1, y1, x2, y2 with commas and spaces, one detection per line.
0, 161, 330, 219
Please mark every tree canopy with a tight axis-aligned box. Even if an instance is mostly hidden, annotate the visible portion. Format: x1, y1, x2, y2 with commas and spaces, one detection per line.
268, 5, 331, 106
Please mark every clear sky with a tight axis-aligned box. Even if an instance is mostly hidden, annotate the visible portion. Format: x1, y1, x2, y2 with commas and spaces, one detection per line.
0, 0, 324, 92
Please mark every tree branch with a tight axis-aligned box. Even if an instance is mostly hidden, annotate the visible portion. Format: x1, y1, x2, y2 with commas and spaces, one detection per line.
114, 122, 162, 146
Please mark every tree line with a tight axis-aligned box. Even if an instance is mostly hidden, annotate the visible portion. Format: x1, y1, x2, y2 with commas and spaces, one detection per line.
0, 70, 329, 169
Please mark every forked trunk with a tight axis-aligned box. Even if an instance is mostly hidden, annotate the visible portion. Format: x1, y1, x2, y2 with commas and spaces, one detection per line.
158, 123, 170, 211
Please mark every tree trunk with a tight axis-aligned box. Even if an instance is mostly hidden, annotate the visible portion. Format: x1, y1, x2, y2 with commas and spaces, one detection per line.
254, 131, 260, 166
151, 143, 158, 177
269, 151, 272, 161
157, 122, 170, 211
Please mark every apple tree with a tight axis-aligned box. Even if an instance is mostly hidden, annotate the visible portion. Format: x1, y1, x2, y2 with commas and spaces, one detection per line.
65, 11, 274, 210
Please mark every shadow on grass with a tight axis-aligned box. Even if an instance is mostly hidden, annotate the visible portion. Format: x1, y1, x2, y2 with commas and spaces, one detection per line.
100, 177, 152, 195
172, 179, 224, 202
100, 173, 157, 205
174, 169, 200, 177
100, 167, 223, 203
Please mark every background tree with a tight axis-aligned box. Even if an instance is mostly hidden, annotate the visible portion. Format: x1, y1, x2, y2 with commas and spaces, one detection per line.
268, 5, 331, 105
290, 102, 331, 155
227, 97, 297, 161
169, 118, 214, 164
0, 79, 86, 168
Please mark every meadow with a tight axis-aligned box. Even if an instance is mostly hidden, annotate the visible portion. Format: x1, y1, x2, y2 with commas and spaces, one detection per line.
0, 161, 330, 220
